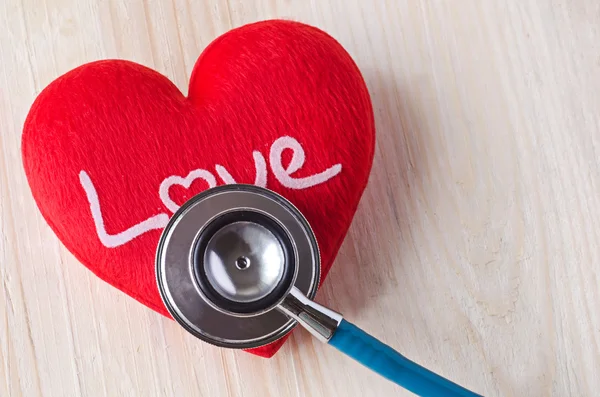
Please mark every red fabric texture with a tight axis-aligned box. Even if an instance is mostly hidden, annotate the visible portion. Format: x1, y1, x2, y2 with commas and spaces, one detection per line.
22, 20, 375, 358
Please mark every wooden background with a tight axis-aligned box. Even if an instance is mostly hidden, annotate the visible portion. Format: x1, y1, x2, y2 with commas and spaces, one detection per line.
1, 1, 599, 396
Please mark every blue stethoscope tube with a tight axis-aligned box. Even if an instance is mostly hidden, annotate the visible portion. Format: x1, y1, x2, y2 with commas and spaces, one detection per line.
329, 320, 482, 396
280, 286, 482, 396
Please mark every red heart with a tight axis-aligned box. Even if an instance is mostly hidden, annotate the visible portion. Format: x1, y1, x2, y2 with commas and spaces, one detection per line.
22, 20, 375, 357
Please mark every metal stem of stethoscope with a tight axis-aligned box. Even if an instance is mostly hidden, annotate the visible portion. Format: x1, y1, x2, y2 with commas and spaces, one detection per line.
156, 184, 483, 397
276, 286, 342, 342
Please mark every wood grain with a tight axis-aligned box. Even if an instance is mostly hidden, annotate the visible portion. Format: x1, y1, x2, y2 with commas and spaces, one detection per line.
1, 1, 599, 396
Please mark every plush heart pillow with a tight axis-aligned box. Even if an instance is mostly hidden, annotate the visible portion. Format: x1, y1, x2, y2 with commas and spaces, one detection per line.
22, 19, 375, 358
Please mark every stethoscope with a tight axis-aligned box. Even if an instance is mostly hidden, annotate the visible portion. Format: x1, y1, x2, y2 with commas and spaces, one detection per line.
155, 184, 482, 397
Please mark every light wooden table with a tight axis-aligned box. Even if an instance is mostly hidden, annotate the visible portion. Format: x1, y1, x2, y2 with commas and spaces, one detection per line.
1, 1, 599, 396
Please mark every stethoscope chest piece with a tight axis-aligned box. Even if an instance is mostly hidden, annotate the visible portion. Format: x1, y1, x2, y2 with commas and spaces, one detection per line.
156, 184, 320, 349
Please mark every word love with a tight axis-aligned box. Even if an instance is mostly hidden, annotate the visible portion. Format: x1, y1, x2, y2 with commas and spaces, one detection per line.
80, 136, 342, 248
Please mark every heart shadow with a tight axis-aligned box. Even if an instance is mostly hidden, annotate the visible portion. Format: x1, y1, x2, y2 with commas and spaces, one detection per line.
289, 69, 433, 339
